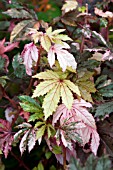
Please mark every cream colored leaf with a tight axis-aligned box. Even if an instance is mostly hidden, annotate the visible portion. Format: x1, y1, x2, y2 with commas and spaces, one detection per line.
51, 29, 66, 35
90, 52, 103, 61
61, 83, 73, 109
43, 84, 60, 120
62, 0, 78, 13
36, 125, 46, 140
64, 80, 81, 96
10, 20, 31, 42
54, 34, 72, 41
32, 80, 57, 98
32, 70, 59, 80
41, 35, 51, 52
46, 26, 52, 34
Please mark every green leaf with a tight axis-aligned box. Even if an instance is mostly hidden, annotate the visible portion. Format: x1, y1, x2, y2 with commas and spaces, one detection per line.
19, 103, 41, 113
35, 121, 45, 128
76, 71, 96, 102
19, 95, 40, 107
69, 157, 82, 170
37, 1, 61, 22
36, 125, 46, 140
69, 154, 111, 170
79, 86, 93, 102
43, 84, 60, 120
0, 76, 9, 87
0, 56, 6, 72
52, 145, 62, 155
95, 101, 113, 117
28, 112, 44, 122
47, 124, 56, 138
37, 162, 44, 170
45, 151, 52, 159
19, 95, 42, 113
95, 155, 111, 170
12, 53, 26, 78
95, 75, 107, 86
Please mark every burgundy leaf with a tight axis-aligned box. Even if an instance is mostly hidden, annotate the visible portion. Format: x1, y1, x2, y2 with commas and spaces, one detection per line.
0, 119, 13, 158
0, 38, 19, 72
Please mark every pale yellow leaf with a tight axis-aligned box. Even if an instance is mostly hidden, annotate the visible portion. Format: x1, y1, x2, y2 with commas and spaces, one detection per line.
60, 83, 73, 109
41, 35, 51, 52
90, 52, 103, 61
62, 0, 78, 13
43, 84, 60, 120
51, 29, 66, 35
46, 26, 52, 34
64, 80, 81, 96
32, 80, 57, 98
36, 125, 46, 140
54, 34, 72, 41
32, 70, 60, 80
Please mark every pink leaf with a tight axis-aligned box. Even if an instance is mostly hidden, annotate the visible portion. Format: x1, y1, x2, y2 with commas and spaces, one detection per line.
0, 38, 19, 54
90, 128, 100, 155
21, 42, 39, 75
102, 50, 113, 61
47, 42, 77, 72
52, 99, 100, 155
0, 119, 13, 158
0, 38, 19, 72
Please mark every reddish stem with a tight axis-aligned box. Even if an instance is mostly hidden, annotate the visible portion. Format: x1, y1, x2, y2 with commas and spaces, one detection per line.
63, 145, 67, 170
80, 4, 88, 53
11, 151, 30, 170
3, 92, 18, 109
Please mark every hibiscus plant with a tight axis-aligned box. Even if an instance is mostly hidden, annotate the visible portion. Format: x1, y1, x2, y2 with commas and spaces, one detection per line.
0, 0, 113, 169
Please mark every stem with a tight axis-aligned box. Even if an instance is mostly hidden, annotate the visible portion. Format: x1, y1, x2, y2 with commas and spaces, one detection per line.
25, 46, 42, 95
11, 151, 30, 170
80, 35, 85, 53
80, 3, 88, 53
63, 145, 67, 170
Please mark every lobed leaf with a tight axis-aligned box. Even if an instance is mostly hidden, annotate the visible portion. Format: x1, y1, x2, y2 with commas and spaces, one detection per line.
10, 20, 33, 42
32, 80, 57, 98
3, 8, 33, 19
36, 125, 46, 140
61, 83, 73, 109
28, 129, 36, 153
32, 70, 60, 80
20, 130, 30, 155
41, 35, 51, 52
95, 101, 113, 117
43, 84, 60, 120
64, 80, 81, 96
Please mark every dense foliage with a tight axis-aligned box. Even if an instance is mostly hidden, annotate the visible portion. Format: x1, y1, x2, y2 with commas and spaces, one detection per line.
0, 0, 113, 169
